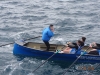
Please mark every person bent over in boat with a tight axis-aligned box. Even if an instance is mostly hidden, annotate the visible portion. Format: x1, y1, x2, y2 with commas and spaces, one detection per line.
65, 37, 86, 54
75, 37, 86, 54
60, 40, 84, 54
42, 24, 54, 51
88, 42, 100, 55
67, 37, 86, 48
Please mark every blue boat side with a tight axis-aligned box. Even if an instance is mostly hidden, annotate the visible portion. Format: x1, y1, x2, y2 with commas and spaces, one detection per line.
13, 43, 100, 63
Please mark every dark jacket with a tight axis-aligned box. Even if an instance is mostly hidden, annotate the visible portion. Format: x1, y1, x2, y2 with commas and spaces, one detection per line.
68, 42, 84, 50
68, 43, 78, 50
92, 43, 100, 49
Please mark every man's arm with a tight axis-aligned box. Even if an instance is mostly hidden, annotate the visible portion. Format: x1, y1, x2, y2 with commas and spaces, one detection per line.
96, 43, 100, 47
92, 46, 100, 49
68, 43, 78, 49
47, 31, 54, 37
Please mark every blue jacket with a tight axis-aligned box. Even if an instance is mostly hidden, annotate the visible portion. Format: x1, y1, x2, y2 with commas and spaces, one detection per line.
42, 27, 54, 41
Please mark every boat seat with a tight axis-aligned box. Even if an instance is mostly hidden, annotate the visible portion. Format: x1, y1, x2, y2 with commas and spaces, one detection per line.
40, 45, 56, 51
24, 43, 40, 50
23, 42, 64, 51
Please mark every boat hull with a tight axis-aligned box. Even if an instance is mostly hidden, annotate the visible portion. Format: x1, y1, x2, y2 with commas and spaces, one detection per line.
13, 43, 100, 63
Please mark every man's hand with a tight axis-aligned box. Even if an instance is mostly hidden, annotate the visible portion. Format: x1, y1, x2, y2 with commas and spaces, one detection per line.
89, 44, 92, 48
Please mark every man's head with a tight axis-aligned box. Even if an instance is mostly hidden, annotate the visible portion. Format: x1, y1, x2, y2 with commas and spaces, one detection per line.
81, 37, 86, 42
77, 40, 83, 46
49, 24, 54, 31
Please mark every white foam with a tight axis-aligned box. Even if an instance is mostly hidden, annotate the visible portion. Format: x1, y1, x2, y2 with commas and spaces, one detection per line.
27, 73, 35, 75
54, 38, 64, 42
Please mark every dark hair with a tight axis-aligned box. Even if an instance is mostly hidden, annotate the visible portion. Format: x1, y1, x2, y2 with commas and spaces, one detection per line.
77, 40, 84, 46
82, 37, 86, 42
50, 24, 53, 27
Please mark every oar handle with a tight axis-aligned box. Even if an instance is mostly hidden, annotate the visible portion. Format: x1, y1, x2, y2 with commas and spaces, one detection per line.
55, 45, 66, 53
80, 47, 90, 55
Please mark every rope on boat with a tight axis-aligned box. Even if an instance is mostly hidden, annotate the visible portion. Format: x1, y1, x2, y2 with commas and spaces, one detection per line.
32, 46, 65, 73
0, 36, 41, 47
62, 47, 90, 75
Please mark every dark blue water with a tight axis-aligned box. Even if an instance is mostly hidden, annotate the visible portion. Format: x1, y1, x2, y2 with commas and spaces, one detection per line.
0, 0, 100, 75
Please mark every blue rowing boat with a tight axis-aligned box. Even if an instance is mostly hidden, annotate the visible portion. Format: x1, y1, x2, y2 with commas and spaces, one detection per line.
13, 41, 100, 63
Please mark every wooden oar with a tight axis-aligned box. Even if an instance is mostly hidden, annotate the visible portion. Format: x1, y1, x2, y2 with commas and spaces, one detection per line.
32, 46, 65, 73
62, 47, 90, 75
0, 36, 41, 47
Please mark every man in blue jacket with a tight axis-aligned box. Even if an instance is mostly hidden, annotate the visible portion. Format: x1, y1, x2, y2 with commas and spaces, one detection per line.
42, 25, 54, 51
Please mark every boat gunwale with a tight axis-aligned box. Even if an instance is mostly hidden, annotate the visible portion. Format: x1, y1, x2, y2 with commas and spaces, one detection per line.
14, 42, 100, 57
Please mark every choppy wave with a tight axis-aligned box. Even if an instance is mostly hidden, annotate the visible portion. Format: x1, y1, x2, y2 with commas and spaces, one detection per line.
0, 0, 100, 75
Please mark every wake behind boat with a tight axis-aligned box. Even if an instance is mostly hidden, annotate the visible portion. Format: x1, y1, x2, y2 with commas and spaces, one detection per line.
13, 41, 100, 63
